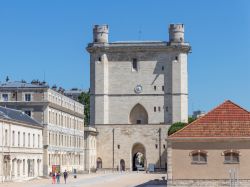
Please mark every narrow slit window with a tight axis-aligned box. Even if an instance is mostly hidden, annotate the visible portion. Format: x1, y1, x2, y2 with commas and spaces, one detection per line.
132, 58, 138, 71
154, 86, 157, 91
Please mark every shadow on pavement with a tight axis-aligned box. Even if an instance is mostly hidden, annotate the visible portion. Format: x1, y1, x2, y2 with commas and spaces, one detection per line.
134, 176, 167, 187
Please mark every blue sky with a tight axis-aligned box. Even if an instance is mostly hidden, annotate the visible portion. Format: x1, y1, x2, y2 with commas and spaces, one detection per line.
0, 0, 249, 114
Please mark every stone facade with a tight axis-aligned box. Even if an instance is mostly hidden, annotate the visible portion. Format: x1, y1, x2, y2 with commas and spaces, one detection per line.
96, 124, 168, 171
0, 111, 43, 182
169, 140, 250, 180
84, 127, 97, 172
0, 82, 85, 175
87, 24, 191, 171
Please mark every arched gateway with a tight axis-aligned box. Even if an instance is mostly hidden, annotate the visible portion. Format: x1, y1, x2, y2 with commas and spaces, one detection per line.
131, 143, 146, 171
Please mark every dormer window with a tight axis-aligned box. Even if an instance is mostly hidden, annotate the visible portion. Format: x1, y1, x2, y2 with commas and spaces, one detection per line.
132, 58, 138, 71
2, 94, 8, 101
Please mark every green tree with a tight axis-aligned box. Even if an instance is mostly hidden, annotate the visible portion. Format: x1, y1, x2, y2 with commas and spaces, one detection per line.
188, 116, 196, 123
168, 116, 197, 136
78, 90, 90, 126
168, 122, 187, 136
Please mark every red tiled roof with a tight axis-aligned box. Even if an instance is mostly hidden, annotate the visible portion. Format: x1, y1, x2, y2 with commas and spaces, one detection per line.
169, 100, 250, 138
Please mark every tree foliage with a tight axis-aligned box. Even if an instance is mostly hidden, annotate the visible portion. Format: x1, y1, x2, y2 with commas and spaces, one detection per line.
78, 90, 90, 126
168, 122, 187, 136
188, 116, 196, 123
168, 116, 197, 136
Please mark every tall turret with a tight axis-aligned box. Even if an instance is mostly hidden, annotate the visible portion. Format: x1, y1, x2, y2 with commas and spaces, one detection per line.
93, 25, 109, 43
169, 24, 185, 43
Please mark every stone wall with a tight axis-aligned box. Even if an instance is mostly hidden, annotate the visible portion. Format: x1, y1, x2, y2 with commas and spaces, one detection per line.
96, 124, 169, 171
168, 179, 250, 187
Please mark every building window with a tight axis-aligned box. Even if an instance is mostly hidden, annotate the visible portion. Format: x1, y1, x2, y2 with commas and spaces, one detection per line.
162, 86, 164, 91
38, 134, 40, 148
163, 144, 166, 149
132, 58, 138, 71
155, 144, 158, 149
32, 134, 34, 147
154, 86, 157, 91
5, 129, 8, 146
224, 151, 239, 164
2, 94, 8, 101
12, 131, 15, 146
165, 107, 168, 112
154, 107, 156, 112
25, 94, 31, 101
158, 106, 161, 112
175, 56, 178, 60
23, 159, 25, 175
24, 110, 31, 117
191, 151, 207, 164
28, 133, 30, 147
98, 57, 101, 61
117, 145, 120, 149
18, 132, 20, 147
162, 66, 164, 71
23, 132, 25, 147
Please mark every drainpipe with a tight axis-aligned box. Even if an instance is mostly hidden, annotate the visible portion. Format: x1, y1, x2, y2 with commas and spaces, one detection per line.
112, 128, 114, 171
159, 128, 161, 170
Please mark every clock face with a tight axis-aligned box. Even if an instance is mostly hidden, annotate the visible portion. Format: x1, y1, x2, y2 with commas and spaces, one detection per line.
134, 85, 143, 94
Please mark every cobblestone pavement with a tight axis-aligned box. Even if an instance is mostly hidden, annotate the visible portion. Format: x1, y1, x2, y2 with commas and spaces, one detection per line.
0, 172, 167, 187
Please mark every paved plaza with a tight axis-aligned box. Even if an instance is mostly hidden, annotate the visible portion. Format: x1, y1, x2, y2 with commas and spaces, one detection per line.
0, 172, 167, 187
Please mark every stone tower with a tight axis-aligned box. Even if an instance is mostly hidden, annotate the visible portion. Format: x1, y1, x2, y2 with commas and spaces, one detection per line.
87, 24, 190, 125
86, 24, 191, 171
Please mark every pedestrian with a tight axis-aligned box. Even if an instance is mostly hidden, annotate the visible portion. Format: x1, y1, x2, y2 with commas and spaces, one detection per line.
63, 170, 68, 184
52, 172, 56, 184
56, 171, 61, 184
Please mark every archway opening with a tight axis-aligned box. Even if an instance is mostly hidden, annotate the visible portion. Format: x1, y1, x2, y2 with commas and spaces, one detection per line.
132, 143, 146, 171
120, 159, 125, 171
96, 157, 102, 169
129, 104, 148, 124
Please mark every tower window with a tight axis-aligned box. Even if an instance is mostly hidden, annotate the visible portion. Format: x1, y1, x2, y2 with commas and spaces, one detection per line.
132, 58, 138, 71
154, 107, 156, 112
117, 145, 120, 149
162, 86, 164, 91
158, 107, 161, 112
155, 144, 158, 149
163, 144, 166, 149
166, 107, 168, 112
162, 66, 164, 71
98, 57, 101, 61
154, 86, 156, 91
175, 56, 178, 60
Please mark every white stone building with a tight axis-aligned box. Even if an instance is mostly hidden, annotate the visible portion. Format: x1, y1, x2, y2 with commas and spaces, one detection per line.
0, 106, 43, 182
86, 24, 191, 171
0, 81, 85, 175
